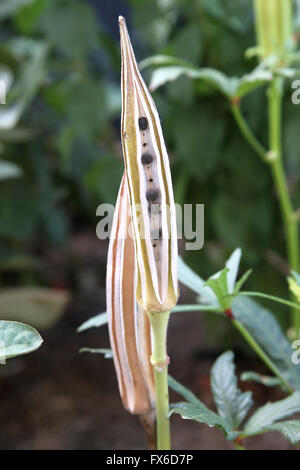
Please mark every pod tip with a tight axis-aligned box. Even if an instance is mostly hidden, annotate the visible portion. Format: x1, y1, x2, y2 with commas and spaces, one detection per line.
118, 16, 125, 25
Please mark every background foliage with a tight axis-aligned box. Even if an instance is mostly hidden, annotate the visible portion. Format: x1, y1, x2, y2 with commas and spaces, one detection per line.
0, 0, 299, 327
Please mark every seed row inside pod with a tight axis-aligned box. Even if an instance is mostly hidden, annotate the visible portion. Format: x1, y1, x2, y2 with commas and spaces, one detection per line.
138, 115, 162, 263
119, 14, 178, 312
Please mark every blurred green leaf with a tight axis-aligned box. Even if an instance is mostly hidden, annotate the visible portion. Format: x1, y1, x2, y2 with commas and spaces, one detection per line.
0, 160, 22, 180
14, 0, 46, 34
233, 296, 300, 390
178, 256, 218, 306
261, 421, 300, 445
244, 392, 300, 435
0, 0, 35, 19
241, 371, 281, 387
0, 287, 70, 329
38, 0, 98, 58
0, 320, 42, 360
77, 312, 108, 333
79, 348, 112, 358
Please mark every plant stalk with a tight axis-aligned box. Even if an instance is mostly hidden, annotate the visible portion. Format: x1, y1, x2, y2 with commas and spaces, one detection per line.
231, 103, 268, 162
267, 76, 300, 336
233, 318, 294, 394
147, 310, 171, 450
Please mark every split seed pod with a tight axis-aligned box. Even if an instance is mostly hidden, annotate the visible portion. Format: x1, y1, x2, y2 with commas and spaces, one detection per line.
119, 16, 178, 313
106, 173, 156, 445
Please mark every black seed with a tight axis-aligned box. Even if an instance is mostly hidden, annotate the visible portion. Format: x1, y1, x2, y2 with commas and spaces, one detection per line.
138, 117, 148, 130
141, 153, 153, 165
146, 189, 160, 202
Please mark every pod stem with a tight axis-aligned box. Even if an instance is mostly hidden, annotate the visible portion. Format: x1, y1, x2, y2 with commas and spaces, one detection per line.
147, 310, 171, 450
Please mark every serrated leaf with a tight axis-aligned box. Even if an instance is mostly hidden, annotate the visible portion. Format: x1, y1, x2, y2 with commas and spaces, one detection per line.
77, 312, 107, 332
262, 421, 300, 445
169, 402, 236, 438
233, 296, 300, 390
241, 371, 281, 388
244, 392, 300, 435
0, 320, 42, 361
204, 268, 231, 310
211, 351, 253, 428
79, 347, 112, 358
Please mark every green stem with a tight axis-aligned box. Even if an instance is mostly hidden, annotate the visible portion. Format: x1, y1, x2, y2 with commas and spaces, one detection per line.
147, 311, 171, 450
267, 76, 300, 336
240, 291, 300, 311
233, 318, 294, 394
172, 305, 223, 313
234, 442, 246, 451
231, 103, 268, 162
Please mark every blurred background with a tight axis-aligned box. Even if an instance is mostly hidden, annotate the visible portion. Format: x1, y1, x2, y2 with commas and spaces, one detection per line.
0, 0, 299, 450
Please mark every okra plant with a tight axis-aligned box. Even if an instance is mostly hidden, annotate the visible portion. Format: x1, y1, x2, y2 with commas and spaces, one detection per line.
80, 1, 300, 450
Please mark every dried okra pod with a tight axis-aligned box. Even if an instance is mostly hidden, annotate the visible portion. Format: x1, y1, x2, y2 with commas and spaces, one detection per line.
119, 16, 179, 314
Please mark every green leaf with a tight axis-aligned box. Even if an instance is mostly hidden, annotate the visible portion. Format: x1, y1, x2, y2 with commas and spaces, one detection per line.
204, 268, 231, 310
178, 256, 218, 306
147, 62, 272, 98
292, 271, 300, 287
168, 375, 202, 406
225, 248, 241, 294
241, 371, 281, 388
77, 312, 108, 333
0, 320, 42, 361
262, 421, 300, 445
169, 402, 236, 439
79, 348, 112, 358
244, 392, 300, 435
38, 1, 98, 58
235, 68, 272, 98
0, 0, 35, 19
0, 160, 22, 180
139, 54, 193, 70
0, 287, 70, 330
233, 296, 300, 390
211, 351, 253, 428
149, 66, 234, 96
233, 269, 253, 295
